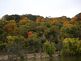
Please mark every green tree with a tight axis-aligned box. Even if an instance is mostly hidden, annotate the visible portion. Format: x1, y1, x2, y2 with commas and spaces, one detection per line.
61, 38, 81, 56
6, 35, 25, 61
24, 32, 41, 53
44, 41, 56, 57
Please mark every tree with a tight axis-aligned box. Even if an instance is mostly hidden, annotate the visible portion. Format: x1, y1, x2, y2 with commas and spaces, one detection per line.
24, 32, 41, 53
61, 38, 81, 56
6, 35, 25, 61
61, 23, 81, 39
44, 41, 56, 57
36, 16, 45, 23
4, 20, 18, 35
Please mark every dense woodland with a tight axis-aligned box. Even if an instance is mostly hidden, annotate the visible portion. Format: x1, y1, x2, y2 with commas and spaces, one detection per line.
0, 13, 81, 58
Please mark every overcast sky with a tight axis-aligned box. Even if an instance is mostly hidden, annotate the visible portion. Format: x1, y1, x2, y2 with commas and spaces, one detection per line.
0, 0, 81, 18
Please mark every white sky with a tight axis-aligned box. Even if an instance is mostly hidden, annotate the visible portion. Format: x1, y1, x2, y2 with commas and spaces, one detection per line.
0, 0, 81, 18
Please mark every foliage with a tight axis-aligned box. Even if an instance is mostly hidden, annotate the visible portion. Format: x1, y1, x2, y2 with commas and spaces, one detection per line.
61, 38, 81, 56
0, 13, 81, 56
44, 41, 56, 57
24, 32, 41, 52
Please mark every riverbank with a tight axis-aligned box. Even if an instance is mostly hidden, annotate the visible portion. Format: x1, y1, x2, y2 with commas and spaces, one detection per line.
0, 53, 60, 61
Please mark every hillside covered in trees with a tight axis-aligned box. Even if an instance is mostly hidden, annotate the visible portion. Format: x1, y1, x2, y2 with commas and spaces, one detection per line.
0, 13, 81, 59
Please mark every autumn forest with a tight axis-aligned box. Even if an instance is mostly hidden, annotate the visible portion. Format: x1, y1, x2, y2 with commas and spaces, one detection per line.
0, 13, 81, 60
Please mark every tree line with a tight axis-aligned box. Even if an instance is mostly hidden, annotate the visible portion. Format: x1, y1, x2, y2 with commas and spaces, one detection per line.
0, 13, 81, 59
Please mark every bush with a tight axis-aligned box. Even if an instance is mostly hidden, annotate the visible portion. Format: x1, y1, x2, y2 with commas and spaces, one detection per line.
61, 38, 81, 56
44, 41, 56, 57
